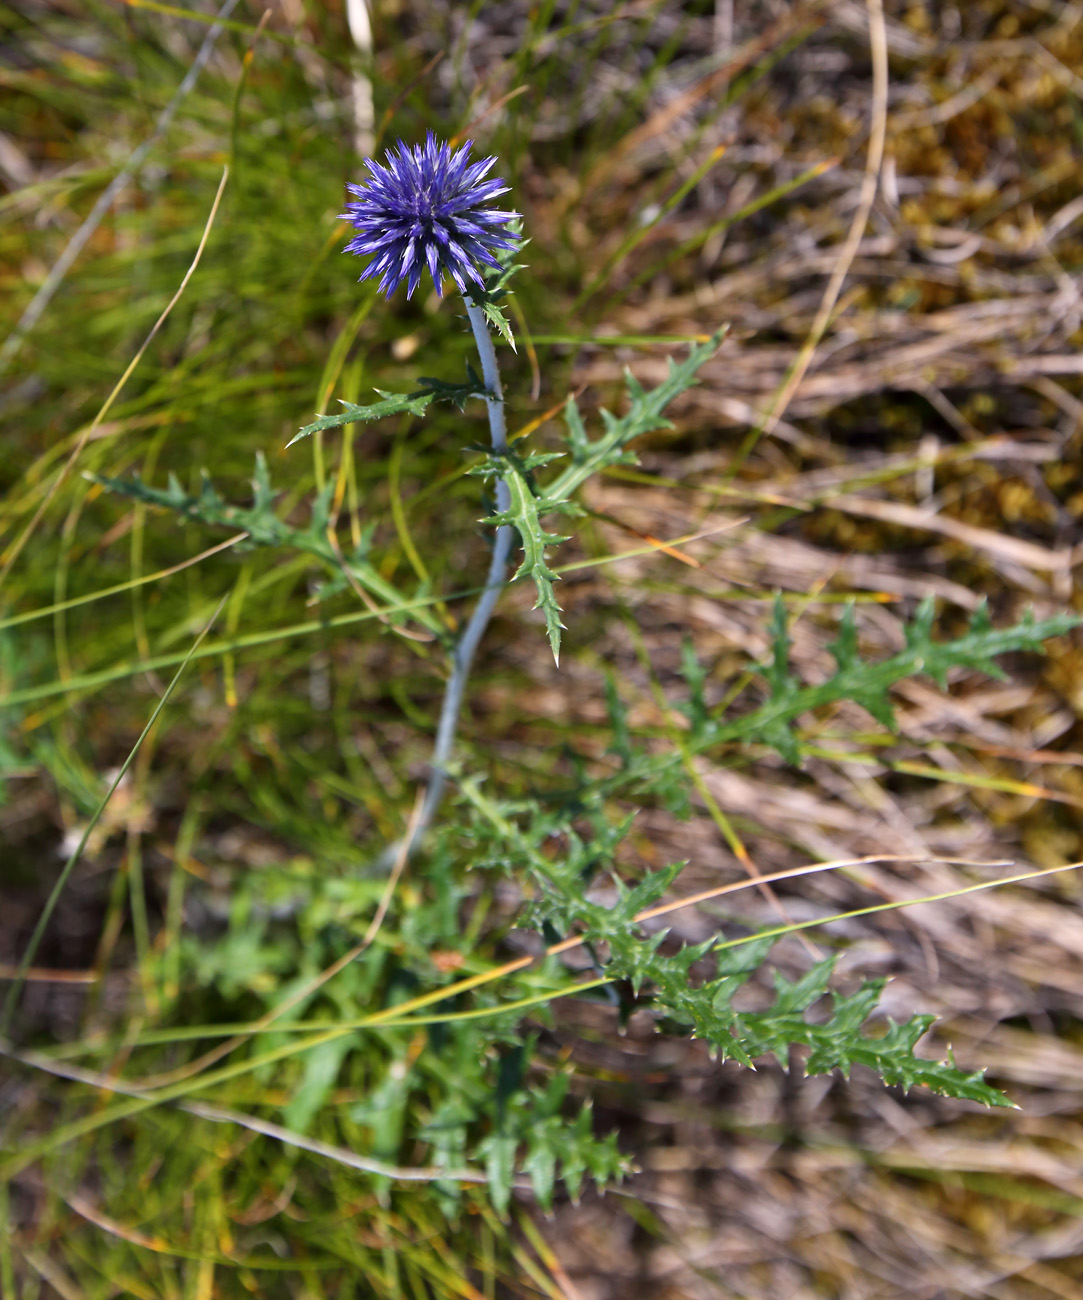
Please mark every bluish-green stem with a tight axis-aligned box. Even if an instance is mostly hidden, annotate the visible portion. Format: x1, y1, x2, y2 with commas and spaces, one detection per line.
413, 297, 514, 839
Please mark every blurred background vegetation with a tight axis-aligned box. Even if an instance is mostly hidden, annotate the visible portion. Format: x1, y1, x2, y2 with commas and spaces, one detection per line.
3, 0, 1083, 1296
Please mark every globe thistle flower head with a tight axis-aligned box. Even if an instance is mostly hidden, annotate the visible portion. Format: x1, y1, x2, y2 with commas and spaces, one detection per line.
341, 133, 521, 300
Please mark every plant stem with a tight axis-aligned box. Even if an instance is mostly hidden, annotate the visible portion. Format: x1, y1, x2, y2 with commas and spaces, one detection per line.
397, 297, 514, 855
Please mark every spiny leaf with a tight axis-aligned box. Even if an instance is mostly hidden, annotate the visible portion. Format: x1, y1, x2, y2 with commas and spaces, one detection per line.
604, 674, 633, 766
467, 227, 528, 352
468, 450, 564, 479
521, 1132, 557, 1212
478, 453, 570, 664
904, 595, 937, 658
509, 1085, 627, 1213
480, 297, 516, 351
413, 364, 489, 411
542, 329, 728, 506
613, 861, 684, 920
477, 1073, 626, 1216
471, 331, 726, 658
968, 600, 993, 638
675, 638, 710, 740
734, 962, 1014, 1107
916, 599, 1051, 686
757, 595, 802, 760
828, 601, 860, 673
767, 958, 836, 1018
466, 280, 521, 353
766, 594, 793, 698
86, 461, 445, 638
828, 602, 896, 729
563, 393, 590, 461
288, 390, 435, 447
291, 362, 502, 446
464, 775, 1017, 1111
478, 1133, 517, 1218
734, 602, 1080, 761
816, 1015, 1012, 1107
607, 928, 670, 996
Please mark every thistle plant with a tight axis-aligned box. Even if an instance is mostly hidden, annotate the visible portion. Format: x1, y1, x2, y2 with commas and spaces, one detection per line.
77, 134, 1082, 1219
339, 132, 523, 838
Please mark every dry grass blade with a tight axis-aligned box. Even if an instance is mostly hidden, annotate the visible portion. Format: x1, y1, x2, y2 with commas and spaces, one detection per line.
0, 167, 230, 587
727, 0, 889, 474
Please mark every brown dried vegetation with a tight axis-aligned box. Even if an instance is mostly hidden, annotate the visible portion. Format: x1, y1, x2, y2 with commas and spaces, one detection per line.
4, 1, 1083, 1297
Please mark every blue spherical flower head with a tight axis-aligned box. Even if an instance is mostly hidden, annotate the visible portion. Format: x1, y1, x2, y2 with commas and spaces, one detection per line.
341, 133, 521, 300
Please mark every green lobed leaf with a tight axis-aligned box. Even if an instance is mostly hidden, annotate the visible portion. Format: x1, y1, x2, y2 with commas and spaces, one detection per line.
413, 364, 490, 411
509, 1082, 627, 1213
462, 773, 1016, 1119
675, 637, 710, 739
604, 673, 633, 766
541, 329, 728, 507
473, 1070, 627, 1216
478, 1133, 518, 1218
287, 390, 436, 447
735, 600, 1080, 762
466, 228, 528, 352
480, 296, 517, 351
469, 332, 727, 658
477, 452, 570, 664
87, 457, 446, 639
734, 961, 1013, 1107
